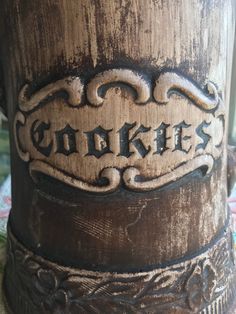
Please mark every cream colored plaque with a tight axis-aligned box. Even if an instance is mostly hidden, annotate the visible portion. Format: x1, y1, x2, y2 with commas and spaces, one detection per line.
14, 69, 224, 193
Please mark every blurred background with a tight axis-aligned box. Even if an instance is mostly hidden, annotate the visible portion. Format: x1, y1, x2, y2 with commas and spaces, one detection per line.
0, 113, 9, 185
229, 31, 236, 147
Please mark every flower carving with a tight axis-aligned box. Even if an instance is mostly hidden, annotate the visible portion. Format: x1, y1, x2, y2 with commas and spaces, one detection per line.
185, 260, 217, 311
33, 269, 68, 312
5, 226, 233, 314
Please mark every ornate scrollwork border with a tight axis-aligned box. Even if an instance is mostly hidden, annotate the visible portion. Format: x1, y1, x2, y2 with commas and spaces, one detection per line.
18, 69, 220, 111
14, 68, 224, 193
19, 76, 84, 112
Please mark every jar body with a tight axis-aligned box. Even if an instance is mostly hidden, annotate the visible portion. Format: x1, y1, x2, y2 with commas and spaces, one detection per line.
0, 1, 235, 313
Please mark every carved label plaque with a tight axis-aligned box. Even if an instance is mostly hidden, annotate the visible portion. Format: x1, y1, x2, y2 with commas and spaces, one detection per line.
14, 69, 224, 193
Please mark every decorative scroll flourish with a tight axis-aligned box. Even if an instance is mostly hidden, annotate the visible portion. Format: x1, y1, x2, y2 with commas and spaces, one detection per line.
13, 111, 30, 162
28, 156, 214, 193
19, 76, 84, 112
87, 69, 150, 106
123, 154, 214, 191
14, 68, 225, 193
153, 71, 219, 111
30, 161, 121, 193
5, 223, 235, 313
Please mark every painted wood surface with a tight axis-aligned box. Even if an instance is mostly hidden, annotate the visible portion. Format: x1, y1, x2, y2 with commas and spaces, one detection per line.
0, 1, 235, 313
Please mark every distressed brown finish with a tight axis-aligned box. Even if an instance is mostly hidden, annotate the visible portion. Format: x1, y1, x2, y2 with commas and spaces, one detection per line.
4, 222, 235, 313
0, 0, 235, 313
14, 69, 224, 192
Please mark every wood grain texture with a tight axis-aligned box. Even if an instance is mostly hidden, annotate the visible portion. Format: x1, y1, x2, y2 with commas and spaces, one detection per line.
0, 0, 235, 268
4, 222, 235, 313
0, 1, 235, 312
13, 69, 224, 193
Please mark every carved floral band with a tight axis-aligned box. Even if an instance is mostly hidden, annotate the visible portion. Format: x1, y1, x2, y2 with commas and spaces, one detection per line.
14, 68, 224, 193
5, 221, 235, 313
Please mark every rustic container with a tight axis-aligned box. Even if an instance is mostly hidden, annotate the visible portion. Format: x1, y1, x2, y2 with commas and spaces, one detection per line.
0, 1, 235, 313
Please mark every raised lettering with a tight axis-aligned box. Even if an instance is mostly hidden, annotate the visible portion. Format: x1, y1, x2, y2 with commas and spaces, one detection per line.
55, 124, 78, 156
31, 120, 53, 157
118, 123, 151, 158
154, 122, 170, 155
173, 121, 192, 153
85, 126, 112, 158
196, 121, 211, 151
